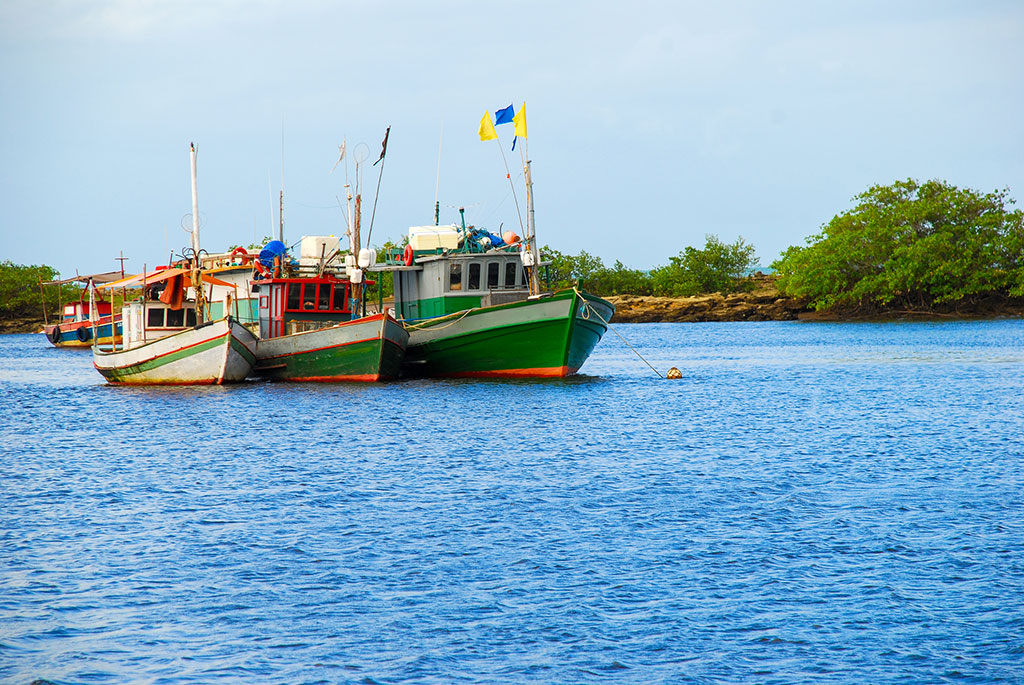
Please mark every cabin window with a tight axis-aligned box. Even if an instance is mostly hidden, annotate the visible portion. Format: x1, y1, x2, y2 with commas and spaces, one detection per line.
449, 263, 462, 291
487, 262, 500, 289
166, 308, 185, 327
147, 308, 164, 327
333, 284, 347, 311
186, 308, 197, 327
467, 263, 481, 290
287, 283, 302, 310
302, 284, 316, 310
317, 284, 331, 310
504, 262, 518, 288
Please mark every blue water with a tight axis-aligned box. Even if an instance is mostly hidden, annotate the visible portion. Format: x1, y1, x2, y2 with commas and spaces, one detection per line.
2, 320, 1024, 684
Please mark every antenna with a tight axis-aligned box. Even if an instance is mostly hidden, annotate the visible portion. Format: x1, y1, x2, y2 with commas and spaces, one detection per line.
279, 122, 285, 242
267, 171, 275, 239
434, 122, 444, 225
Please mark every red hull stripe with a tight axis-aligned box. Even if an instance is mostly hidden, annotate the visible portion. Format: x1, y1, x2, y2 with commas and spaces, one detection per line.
447, 365, 575, 378
102, 378, 219, 386
286, 374, 382, 382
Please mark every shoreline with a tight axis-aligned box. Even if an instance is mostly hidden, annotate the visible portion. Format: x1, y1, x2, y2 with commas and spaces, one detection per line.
5, 290, 1023, 334
606, 289, 1024, 323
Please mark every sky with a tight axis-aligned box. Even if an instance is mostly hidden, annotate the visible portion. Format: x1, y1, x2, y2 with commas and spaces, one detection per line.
1, 0, 1022, 277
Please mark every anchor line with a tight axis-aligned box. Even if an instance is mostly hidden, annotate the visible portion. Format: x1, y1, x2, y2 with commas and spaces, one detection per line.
574, 288, 664, 379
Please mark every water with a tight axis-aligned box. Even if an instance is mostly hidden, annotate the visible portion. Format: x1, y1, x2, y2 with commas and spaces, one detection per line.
2, 320, 1023, 684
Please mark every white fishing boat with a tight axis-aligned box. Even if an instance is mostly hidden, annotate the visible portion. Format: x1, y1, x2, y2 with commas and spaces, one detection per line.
93, 313, 256, 385
92, 143, 257, 385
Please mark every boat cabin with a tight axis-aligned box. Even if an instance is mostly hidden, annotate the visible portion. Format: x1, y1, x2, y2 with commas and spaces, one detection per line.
62, 299, 113, 323
390, 252, 530, 321
256, 275, 359, 338
120, 300, 199, 349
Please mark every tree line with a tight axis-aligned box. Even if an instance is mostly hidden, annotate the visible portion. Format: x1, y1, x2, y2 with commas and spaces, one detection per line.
0, 262, 80, 321
5, 178, 1023, 323
541, 235, 759, 296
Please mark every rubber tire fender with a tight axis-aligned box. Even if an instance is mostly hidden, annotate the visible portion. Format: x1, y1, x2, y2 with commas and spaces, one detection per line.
76, 326, 90, 343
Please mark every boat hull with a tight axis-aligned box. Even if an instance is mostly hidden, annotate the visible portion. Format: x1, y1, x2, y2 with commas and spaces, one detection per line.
93, 318, 257, 385
402, 289, 614, 378
253, 313, 409, 382
44, 316, 123, 348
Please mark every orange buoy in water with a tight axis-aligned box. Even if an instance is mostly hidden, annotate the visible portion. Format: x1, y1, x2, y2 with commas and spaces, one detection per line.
666, 367, 682, 379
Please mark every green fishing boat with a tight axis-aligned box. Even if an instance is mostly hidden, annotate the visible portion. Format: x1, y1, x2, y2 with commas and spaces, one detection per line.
375, 104, 613, 378
381, 217, 613, 379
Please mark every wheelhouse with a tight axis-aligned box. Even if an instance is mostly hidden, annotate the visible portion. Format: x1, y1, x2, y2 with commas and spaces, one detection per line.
256, 275, 361, 338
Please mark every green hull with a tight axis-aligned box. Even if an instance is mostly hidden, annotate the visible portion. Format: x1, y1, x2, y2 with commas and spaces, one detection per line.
403, 289, 613, 378
254, 314, 408, 382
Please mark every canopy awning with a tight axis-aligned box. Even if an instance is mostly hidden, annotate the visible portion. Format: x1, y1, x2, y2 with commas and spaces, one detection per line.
97, 267, 178, 290
43, 271, 125, 286
97, 267, 238, 290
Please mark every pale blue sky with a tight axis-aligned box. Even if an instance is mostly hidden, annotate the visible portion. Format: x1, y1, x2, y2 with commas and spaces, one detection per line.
1, 0, 1022, 277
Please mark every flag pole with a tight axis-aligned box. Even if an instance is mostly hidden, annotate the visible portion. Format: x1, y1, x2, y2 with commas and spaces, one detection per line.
491, 134, 526, 237
365, 126, 390, 249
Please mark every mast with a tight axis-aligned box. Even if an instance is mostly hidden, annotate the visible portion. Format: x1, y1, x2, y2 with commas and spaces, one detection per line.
190, 143, 200, 255
523, 155, 541, 296
190, 142, 205, 321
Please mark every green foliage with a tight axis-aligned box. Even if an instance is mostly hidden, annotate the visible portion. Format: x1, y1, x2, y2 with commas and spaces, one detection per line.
593, 260, 655, 296
371, 240, 399, 299
540, 246, 607, 291
0, 261, 76, 319
772, 179, 1024, 310
650, 235, 758, 296
541, 235, 757, 297
228, 236, 275, 251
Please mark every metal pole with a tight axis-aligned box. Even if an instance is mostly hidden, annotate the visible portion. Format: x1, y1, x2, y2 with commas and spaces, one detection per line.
38, 278, 48, 326
190, 143, 205, 322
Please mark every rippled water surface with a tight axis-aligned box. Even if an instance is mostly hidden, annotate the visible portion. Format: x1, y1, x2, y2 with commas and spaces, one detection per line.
3, 320, 1024, 683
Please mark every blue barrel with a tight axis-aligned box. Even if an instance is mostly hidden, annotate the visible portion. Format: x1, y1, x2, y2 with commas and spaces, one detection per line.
258, 240, 287, 269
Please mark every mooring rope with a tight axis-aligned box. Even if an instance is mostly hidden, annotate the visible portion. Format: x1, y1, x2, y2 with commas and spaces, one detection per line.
574, 288, 664, 379
401, 307, 476, 332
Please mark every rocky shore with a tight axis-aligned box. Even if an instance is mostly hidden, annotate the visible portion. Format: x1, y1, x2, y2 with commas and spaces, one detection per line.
607, 279, 810, 323
605, 283, 1024, 323
0, 316, 45, 335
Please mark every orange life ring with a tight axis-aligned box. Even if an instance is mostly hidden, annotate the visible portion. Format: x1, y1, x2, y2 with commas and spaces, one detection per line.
403, 244, 414, 266
231, 247, 252, 265
252, 260, 272, 278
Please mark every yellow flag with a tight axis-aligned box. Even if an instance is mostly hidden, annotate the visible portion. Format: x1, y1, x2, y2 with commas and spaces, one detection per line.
513, 102, 527, 139
478, 111, 497, 141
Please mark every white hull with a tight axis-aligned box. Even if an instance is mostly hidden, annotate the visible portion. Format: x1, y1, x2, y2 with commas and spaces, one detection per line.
93, 318, 257, 385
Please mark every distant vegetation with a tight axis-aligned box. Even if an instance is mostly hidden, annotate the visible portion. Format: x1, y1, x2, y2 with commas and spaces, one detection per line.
542, 235, 760, 297
0, 261, 75, 321
772, 179, 1024, 312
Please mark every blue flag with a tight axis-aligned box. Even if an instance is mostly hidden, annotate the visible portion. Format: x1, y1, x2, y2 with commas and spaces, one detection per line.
494, 104, 515, 125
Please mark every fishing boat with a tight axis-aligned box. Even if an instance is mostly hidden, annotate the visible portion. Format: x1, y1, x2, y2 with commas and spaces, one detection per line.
251, 270, 407, 382
41, 272, 124, 347
91, 143, 257, 385
382, 215, 613, 378
373, 104, 613, 378
248, 129, 408, 383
